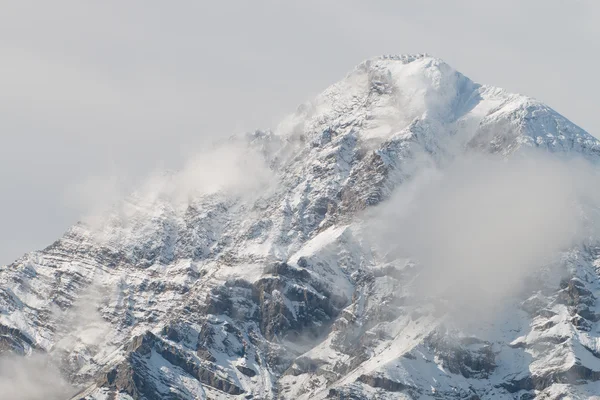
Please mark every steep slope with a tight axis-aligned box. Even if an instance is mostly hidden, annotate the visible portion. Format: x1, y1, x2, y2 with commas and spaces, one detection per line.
2, 54, 600, 400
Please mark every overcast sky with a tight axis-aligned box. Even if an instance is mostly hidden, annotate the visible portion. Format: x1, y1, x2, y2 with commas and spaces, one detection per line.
1, 0, 599, 265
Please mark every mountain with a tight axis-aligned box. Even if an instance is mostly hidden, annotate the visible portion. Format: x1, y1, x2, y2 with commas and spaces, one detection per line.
2, 54, 600, 400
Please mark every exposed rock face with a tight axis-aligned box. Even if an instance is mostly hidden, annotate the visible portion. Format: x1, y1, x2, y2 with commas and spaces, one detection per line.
1, 54, 600, 399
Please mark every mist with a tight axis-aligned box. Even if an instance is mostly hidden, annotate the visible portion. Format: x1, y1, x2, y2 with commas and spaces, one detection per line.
368, 151, 600, 314
0, 354, 74, 400
70, 139, 275, 238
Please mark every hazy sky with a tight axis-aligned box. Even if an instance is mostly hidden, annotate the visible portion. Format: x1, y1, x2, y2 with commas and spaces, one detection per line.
1, 0, 600, 265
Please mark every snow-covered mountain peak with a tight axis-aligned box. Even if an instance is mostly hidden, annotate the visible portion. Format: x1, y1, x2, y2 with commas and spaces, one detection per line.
278, 54, 599, 161
3, 56, 600, 400
277, 54, 478, 142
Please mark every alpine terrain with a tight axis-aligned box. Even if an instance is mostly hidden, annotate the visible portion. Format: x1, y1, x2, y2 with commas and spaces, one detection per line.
3, 54, 600, 400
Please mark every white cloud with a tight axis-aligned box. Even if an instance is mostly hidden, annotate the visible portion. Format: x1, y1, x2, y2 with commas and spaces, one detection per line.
0, 354, 74, 400
368, 151, 600, 316
72, 140, 275, 245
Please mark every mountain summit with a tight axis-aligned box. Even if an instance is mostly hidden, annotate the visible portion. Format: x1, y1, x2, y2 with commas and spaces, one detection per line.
2, 55, 600, 400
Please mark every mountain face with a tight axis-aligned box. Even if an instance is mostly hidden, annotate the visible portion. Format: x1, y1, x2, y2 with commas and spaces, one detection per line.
3, 54, 600, 400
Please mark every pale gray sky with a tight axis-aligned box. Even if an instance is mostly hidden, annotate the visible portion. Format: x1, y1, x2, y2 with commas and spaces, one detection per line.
1, 0, 599, 265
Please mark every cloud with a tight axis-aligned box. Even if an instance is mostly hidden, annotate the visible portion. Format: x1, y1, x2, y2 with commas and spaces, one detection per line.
52, 273, 114, 356
367, 150, 600, 314
72, 138, 276, 244
0, 354, 74, 400
143, 140, 276, 208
